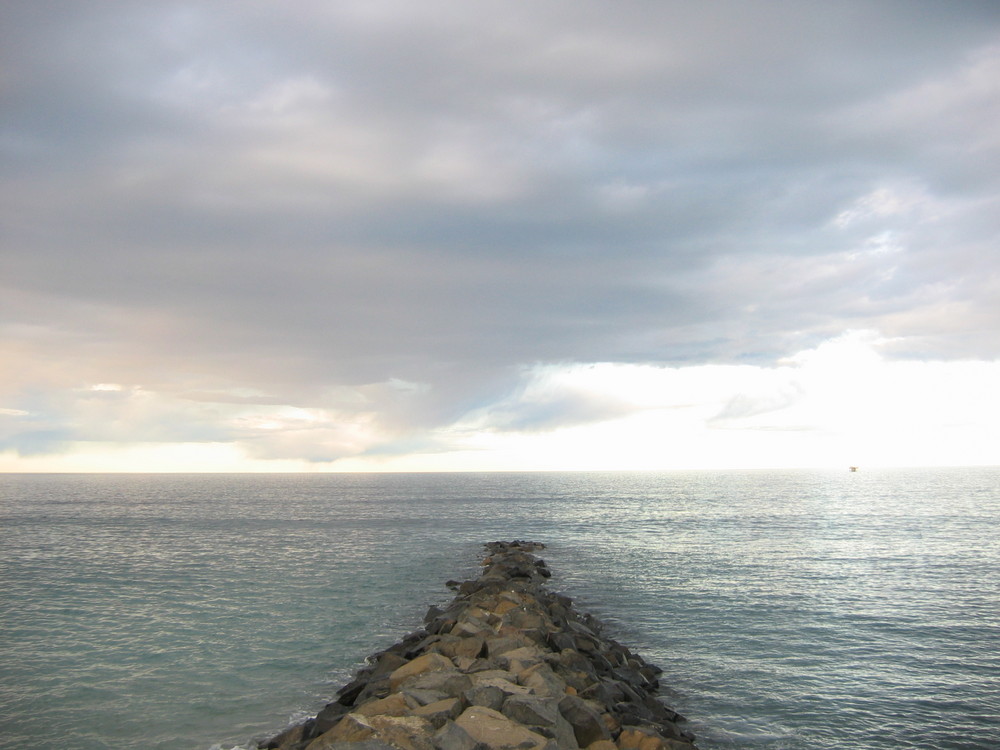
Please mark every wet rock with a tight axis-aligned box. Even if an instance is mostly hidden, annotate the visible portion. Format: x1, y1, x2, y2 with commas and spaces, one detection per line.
314, 702, 351, 735
354, 676, 392, 706
260, 720, 314, 749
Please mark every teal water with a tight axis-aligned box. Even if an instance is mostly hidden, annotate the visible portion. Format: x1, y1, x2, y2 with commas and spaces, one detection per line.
1, 470, 998, 750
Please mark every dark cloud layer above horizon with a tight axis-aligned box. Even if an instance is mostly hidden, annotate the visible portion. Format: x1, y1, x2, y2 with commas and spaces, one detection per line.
3, 1, 1000, 463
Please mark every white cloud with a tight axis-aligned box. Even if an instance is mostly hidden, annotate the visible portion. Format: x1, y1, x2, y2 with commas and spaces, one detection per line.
3, 330, 999, 471
3, 4, 1000, 471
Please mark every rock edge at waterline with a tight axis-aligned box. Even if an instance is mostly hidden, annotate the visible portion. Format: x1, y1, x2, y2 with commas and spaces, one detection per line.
259, 541, 698, 750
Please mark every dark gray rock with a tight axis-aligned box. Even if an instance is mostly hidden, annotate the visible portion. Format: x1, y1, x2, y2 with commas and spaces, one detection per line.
313, 702, 350, 734
500, 695, 560, 727
463, 685, 505, 712
402, 687, 450, 706
558, 694, 610, 747
432, 720, 484, 750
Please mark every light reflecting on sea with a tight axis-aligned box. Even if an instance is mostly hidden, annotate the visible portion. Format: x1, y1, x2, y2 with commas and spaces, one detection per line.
1, 469, 998, 750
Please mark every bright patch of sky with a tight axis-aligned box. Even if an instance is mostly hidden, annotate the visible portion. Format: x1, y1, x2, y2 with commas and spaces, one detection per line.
3, 332, 997, 472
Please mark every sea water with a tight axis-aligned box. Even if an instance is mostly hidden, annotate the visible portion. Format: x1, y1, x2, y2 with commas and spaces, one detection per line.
1, 470, 998, 750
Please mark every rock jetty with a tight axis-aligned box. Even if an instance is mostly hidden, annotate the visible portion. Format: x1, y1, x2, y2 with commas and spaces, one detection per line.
260, 541, 697, 750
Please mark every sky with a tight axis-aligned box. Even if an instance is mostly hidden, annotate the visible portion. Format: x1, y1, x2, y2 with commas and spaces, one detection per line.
2, 1, 1000, 472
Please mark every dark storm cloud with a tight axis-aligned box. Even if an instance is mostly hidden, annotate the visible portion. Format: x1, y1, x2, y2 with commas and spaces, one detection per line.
3, 1, 1000, 460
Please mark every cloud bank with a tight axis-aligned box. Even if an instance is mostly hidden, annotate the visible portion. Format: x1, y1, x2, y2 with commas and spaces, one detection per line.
2, 1, 999, 468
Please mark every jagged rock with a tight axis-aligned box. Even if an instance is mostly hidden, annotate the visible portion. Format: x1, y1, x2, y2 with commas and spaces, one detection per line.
500, 695, 578, 749
260, 720, 314, 749
258, 542, 697, 750
463, 684, 506, 711
500, 694, 561, 727
405, 670, 474, 699
400, 686, 450, 706
307, 713, 377, 748
519, 663, 569, 699
495, 645, 545, 673
365, 715, 437, 750
558, 694, 611, 747
410, 697, 464, 728
547, 632, 578, 653
617, 725, 697, 750
308, 715, 437, 750
432, 720, 481, 750
390, 653, 457, 689
484, 633, 535, 657
454, 706, 550, 750
354, 676, 392, 706
355, 691, 416, 717
314, 702, 351, 734
467, 672, 531, 699
435, 635, 486, 660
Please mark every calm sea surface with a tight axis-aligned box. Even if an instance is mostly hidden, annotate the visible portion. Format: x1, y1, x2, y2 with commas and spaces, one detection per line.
1, 470, 998, 750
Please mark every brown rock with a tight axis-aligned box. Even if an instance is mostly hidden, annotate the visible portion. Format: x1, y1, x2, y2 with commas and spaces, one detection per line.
520, 663, 569, 699
559, 695, 611, 748
463, 685, 506, 711
399, 687, 448, 706
354, 691, 415, 717
365, 715, 437, 750
468, 672, 532, 698
484, 633, 534, 657
405, 670, 474, 699
307, 713, 376, 749
454, 706, 550, 750
260, 720, 314, 749
437, 635, 486, 660
409, 697, 464, 728
493, 598, 520, 616
495, 645, 544, 673
389, 653, 456, 690
616, 726, 696, 750
433, 720, 481, 750
501, 694, 579, 749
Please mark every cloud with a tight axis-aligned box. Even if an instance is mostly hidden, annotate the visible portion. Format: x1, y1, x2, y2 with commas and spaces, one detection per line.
2, 1, 1000, 466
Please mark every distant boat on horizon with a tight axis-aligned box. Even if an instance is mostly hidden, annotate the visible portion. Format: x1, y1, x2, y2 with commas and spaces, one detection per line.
849, 466, 859, 472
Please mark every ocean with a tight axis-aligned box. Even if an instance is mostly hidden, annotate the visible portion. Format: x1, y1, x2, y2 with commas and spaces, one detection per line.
1, 469, 998, 750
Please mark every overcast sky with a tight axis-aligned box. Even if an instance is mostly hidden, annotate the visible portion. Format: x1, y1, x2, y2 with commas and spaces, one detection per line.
3, 1, 1000, 471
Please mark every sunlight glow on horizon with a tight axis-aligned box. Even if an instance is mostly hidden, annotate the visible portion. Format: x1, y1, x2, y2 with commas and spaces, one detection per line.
2, 331, 998, 473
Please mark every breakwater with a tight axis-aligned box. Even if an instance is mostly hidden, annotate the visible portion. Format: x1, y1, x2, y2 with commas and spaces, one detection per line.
260, 541, 697, 750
